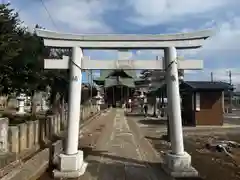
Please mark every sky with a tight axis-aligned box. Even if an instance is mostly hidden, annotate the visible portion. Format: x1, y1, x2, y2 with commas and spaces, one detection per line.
7, 0, 240, 87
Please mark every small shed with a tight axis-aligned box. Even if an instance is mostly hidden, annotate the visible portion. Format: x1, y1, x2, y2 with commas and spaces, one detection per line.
180, 81, 232, 126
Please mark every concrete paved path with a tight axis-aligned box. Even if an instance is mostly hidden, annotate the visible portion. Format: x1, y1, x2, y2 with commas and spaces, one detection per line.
81, 108, 171, 180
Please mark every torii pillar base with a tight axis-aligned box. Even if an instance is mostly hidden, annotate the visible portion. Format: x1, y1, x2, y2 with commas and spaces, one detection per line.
162, 152, 198, 178
53, 150, 87, 178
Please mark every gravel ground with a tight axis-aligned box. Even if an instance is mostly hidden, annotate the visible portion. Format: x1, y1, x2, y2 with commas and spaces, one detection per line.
144, 130, 240, 180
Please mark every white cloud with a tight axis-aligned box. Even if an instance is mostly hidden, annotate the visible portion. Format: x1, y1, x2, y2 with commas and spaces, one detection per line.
176, 16, 240, 74
128, 0, 236, 26
125, 0, 240, 62
131, 16, 240, 85
11, 0, 113, 33
184, 68, 240, 84
133, 15, 240, 58
9, 0, 240, 85
133, 16, 240, 73
204, 18, 240, 51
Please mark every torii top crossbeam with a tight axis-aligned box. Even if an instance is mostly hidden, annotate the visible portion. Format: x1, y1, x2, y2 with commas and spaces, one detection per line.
36, 29, 213, 49
36, 29, 214, 70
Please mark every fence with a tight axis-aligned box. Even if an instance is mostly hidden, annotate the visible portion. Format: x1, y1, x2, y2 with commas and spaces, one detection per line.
0, 103, 99, 177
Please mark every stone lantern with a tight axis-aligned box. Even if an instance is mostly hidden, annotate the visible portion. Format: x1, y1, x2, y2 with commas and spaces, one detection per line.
179, 69, 184, 81
94, 90, 104, 111
16, 93, 26, 114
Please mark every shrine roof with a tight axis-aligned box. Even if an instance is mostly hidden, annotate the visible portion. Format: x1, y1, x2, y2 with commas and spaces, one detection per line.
97, 69, 137, 80
147, 81, 234, 95
183, 81, 234, 91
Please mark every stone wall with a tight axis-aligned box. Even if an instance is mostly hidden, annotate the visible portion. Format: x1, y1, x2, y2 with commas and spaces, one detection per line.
0, 104, 99, 173
0, 118, 8, 153
80, 104, 98, 121
0, 96, 8, 109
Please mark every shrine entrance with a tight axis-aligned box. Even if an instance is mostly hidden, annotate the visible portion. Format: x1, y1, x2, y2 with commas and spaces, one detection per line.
106, 85, 134, 107
36, 28, 213, 179
94, 67, 138, 107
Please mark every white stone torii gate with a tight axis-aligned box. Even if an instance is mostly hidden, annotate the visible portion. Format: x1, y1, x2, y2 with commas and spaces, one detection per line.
36, 29, 213, 178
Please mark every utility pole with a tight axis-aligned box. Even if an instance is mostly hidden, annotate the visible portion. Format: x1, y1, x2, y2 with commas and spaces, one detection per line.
86, 70, 93, 103
229, 70, 232, 85
152, 56, 160, 117
211, 72, 213, 82
228, 70, 233, 112
90, 70, 93, 100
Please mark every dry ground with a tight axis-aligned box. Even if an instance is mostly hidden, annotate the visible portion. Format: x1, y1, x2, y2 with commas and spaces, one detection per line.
140, 122, 240, 180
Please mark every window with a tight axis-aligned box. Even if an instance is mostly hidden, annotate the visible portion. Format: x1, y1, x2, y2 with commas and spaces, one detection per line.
195, 92, 200, 111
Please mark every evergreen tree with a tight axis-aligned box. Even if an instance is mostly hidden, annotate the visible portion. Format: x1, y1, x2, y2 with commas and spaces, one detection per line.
0, 3, 23, 93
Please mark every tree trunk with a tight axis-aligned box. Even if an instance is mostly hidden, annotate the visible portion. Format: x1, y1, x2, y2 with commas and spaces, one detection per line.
49, 84, 61, 114
50, 87, 56, 109
153, 97, 156, 117
60, 94, 66, 129
31, 90, 37, 117
52, 92, 61, 114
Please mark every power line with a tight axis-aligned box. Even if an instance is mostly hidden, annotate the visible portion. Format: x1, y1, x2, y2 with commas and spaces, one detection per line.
38, 1, 84, 74
39, 0, 58, 30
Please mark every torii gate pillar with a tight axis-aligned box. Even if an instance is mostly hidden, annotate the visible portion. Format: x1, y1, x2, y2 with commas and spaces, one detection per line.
53, 47, 88, 178
162, 47, 198, 177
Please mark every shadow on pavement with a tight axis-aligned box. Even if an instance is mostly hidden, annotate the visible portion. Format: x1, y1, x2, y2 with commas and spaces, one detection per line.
81, 146, 107, 158
125, 113, 145, 117
177, 178, 203, 180
125, 112, 160, 117
80, 147, 203, 180
145, 135, 169, 141
40, 145, 202, 180
224, 117, 240, 125
138, 119, 167, 125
